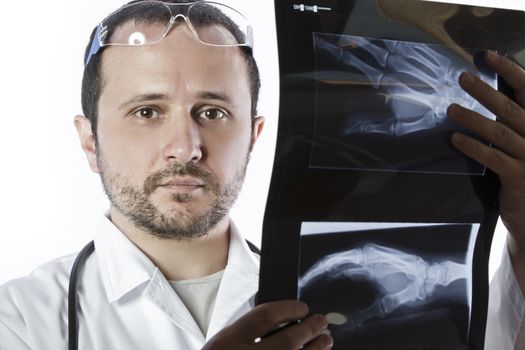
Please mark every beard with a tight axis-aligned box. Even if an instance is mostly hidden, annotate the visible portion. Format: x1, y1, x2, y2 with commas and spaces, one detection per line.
96, 150, 248, 240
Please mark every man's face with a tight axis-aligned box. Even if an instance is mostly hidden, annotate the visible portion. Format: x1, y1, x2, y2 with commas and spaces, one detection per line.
77, 23, 263, 239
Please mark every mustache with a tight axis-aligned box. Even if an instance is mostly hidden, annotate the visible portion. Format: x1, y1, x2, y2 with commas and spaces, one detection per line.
143, 162, 219, 196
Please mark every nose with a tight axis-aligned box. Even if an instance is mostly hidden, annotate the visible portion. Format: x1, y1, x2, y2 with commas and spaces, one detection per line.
161, 114, 203, 164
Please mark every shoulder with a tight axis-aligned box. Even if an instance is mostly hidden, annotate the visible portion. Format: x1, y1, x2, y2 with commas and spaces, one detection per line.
0, 252, 77, 300
0, 252, 78, 344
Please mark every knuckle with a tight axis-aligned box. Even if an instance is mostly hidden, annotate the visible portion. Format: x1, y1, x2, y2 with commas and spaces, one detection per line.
488, 150, 505, 168
463, 137, 478, 154
258, 310, 279, 326
291, 302, 307, 317
478, 80, 492, 95
493, 124, 509, 144
519, 166, 525, 180
511, 165, 525, 189
473, 78, 494, 99
502, 98, 520, 117
302, 320, 317, 337
280, 330, 299, 348
303, 315, 324, 337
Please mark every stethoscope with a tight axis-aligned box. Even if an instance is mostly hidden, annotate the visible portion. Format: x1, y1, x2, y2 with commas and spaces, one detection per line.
67, 239, 261, 350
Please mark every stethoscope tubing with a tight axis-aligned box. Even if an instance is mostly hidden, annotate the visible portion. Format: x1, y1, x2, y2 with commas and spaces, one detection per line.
68, 241, 95, 350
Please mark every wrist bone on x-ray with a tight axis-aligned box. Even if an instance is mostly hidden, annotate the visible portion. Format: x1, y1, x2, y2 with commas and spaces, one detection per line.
299, 243, 467, 329
315, 34, 496, 136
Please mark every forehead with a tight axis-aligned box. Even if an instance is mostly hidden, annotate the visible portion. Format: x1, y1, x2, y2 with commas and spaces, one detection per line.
98, 23, 251, 107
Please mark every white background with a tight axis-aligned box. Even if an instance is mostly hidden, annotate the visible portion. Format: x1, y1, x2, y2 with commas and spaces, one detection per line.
0, 0, 523, 284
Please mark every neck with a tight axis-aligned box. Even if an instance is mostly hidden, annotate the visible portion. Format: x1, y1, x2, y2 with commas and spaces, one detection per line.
108, 207, 230, 281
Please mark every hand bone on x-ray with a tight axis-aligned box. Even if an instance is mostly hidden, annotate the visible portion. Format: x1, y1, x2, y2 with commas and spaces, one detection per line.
299, 243, 467, 330
316, 36, 489, 136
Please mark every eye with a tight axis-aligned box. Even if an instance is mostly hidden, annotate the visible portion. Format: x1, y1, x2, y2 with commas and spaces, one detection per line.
133, 107, 159, 120
198, 107, 228, 121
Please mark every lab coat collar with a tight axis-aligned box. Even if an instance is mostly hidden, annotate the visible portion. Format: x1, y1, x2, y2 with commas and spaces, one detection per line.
94, 216, 259, 320
224, 220, 259, 274
94, 216, 158, 303
206, 221, 259, 340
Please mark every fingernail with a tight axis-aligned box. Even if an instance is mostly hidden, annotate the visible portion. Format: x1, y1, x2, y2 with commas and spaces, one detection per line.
297, 301, 309, 315
486, 50, 498, 63
319, 315, 329, 329
447, 104, 463, 122
326, 336, 334, 349
460, 72, 475, 86
321, 328, 331, 336
452, 133, 464, 145
447, 103, 460, 115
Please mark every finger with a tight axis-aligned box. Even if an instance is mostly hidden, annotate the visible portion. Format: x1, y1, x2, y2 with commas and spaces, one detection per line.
451, 132, 523, 181
303, 334, 334, 350
484, 50, 525, 104
448, 104, 525, 160
458, 71, 525, 136
226, 300, 309, 343
259, 314, 328, 349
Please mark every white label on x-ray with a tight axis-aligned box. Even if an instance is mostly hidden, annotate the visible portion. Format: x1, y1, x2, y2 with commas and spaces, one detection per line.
293, 4, 332, 13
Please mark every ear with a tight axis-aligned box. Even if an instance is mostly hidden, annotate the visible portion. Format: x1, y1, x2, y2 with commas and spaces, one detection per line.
250, 116, 265, 150
74, 115, 99, 173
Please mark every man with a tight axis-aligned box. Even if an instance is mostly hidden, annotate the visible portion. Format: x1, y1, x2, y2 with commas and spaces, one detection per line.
0, 1, 523, 349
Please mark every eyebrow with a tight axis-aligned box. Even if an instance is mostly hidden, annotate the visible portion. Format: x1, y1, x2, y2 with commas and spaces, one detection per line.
118, 93, 170, 110
196, 91, 233, 105
118, 91, 234, 110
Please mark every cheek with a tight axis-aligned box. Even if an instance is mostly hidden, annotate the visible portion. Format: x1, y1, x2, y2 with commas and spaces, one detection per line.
96, 123, 158, 178
202, 126, 251, 177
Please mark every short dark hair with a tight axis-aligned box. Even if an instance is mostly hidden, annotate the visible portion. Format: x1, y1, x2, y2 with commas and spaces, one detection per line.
81, 0, 260, 138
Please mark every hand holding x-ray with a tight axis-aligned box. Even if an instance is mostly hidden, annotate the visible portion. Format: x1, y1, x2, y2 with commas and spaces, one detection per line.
448, 51, 525, 291
202, 300, 333, 349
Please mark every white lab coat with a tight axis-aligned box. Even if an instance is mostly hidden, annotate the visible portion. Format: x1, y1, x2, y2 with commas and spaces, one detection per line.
0, 217, 259, 349
0, 216, 523, 349
486, 244, 525, 348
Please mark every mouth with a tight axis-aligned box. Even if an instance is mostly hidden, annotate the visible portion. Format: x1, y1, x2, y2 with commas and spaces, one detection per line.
158, 177, 205, 193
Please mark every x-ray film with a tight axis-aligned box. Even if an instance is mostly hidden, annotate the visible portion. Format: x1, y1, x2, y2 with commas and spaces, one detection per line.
311, 34, 497, 174
299, 222, 479, 348
258, 1, 524, 349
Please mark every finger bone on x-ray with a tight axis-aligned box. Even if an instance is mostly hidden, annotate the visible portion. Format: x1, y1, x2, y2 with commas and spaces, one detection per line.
299, 243, 467, 329
315, 35, 494, 136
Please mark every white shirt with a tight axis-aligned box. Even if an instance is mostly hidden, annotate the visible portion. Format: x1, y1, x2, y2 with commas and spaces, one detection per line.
170, 269, 225, 335
0, 217, 259, 349
0, 217, 523, 349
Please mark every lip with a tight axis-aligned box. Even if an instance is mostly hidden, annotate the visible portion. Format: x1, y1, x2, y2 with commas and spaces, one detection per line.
158, 177, 205, 193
